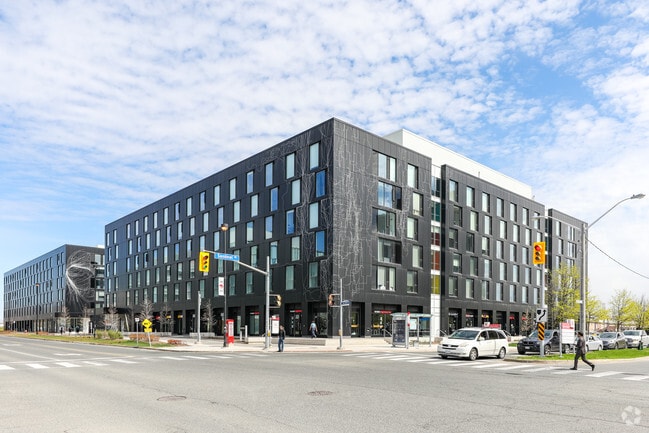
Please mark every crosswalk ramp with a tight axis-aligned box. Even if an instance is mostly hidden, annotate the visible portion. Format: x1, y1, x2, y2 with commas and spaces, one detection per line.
342, 352, 649, 383
0, 353, 269, 372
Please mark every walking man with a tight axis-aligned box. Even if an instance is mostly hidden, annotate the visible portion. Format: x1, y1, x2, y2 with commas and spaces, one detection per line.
278, 325, 286, 352
571, 331, 595, 371
309, 320, 318, 338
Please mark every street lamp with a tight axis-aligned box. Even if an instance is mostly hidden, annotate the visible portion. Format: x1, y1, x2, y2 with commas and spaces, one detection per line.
581, 193, 645, 334
35, 283, 40, 334
220, 223, 229, 347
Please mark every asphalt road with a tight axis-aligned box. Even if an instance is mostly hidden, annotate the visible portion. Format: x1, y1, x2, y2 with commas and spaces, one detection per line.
1, 335, 648, 433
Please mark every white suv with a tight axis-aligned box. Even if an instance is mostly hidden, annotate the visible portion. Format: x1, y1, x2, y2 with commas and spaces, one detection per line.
437, 327, 508, 361
624, 330, 649, 349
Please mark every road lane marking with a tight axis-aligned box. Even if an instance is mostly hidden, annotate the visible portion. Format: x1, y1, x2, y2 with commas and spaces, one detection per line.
622, 375, 649, 381
520, 366, 561, 373
586, 371, 623, 378
0, 365, 15, 371
82, 361, 108, 366
110, 359, 138, 364
56, 362, 80, 368
160, 356, 187, 361
183, 356, 210, 360
27, 364, 48, 369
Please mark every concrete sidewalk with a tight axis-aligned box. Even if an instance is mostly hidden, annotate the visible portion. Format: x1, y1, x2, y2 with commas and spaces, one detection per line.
156, 335, 440, 354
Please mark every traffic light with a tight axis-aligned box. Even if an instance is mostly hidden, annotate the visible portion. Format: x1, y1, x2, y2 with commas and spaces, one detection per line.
198, 251, 210, 272
270, 294, 282, 308
532, 242, 545, 265
328, 294, 335, 307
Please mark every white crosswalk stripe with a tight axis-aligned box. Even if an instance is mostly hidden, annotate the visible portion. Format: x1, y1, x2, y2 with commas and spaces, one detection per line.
622, 375, 649, 381
27, 364, 48, 369
56, 362, 80, 368
0, 365, 15, 370
586, 371, 623, 378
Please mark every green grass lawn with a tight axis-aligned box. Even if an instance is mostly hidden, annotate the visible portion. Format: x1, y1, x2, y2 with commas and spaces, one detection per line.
2, 331, 173, 348
522, 347, 649, 361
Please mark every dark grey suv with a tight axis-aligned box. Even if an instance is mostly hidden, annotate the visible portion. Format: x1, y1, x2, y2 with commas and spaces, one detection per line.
517, 330, 574, 355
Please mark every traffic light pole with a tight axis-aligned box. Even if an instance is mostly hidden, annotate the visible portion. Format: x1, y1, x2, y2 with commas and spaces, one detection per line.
229, 256, 270, 349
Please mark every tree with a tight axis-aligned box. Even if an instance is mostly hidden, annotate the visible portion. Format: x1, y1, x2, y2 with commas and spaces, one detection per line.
201, 299, 217, 334
138, 297, 154, 322
102, 306, 119, 330
628, 294, 649, 330
546, 263, 581, 328
608, 289, 635, 331
159, 304, 174, 334
585, 293, 608, 330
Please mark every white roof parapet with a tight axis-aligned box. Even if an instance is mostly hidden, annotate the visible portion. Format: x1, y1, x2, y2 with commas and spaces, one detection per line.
384, 129, 533, 199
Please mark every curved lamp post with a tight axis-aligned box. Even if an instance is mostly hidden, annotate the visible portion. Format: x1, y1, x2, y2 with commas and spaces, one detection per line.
581, 193, 645, 334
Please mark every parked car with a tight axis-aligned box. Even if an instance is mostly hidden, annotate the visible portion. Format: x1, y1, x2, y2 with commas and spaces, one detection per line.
437, 327, 508, 361
623, 330, 649, 349
585, 335, 603, 352
599, 331, 628, 349
517, 329, 575, 355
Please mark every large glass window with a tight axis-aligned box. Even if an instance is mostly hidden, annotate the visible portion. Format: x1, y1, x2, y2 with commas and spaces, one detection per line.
291, 179, 300, 205
466, 186, 475, 207
213, 185, 220, 206
407, 217, 417, 240
270, 241, 278, 264
431, 176, 441, 197
308, 262, 319, 287
229, 178, 236, 200
378, 239, 400, 263
291, 236, 300, 261
376, 209, 396, 236
309, 142, 319, 169
412, 245, 423, 268
286, 153, 295, 179
315, 231, 325, 257
466, 279, 474, 298
376, 265, 395, 291
309, 202, 319, 229
448, 276, 458, 297
449, 180, 458, 202
265, 216, 273, 239
265, 162, 273, 186
316, 170, 326, 197
407, 164, 418, 188
412, 192, 423, 216
270, 187, 278, 212
246, 221, 254, 243
246, 272, 253, 294
285, 265, 295, 290
377, 153, 396, 181
407, 271, 418, 293
246, 170, 254, 194
233, 201, 241, 223
286, 209, 295, 234
251, 194, 259, 217
452, 253, 462, 273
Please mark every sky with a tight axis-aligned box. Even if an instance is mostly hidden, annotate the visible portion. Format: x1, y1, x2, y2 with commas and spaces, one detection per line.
1, 0, 648, 321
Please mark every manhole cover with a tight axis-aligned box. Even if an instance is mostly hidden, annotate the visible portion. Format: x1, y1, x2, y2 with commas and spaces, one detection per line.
307, 390, 333, 396
157, 395, 187, 402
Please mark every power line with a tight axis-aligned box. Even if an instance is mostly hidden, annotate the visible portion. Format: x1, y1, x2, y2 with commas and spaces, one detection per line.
588, 239, 649, 280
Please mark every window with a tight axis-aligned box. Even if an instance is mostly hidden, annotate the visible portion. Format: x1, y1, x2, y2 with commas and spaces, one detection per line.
286, 209, 295, 234
315, 231, 325, 257
250, 245, 258, 267
378, 239, 400, 263
270, 241, 278, 264
499, 220, 507, 239
469, 211, 478, 231
407, 164, 418, 188
407, 217, 417, 239
246, 170, 254, 194
510, 203, 517, 221
483, 259, 492, 278
452, 253, 462, 273
496, 283, 504, 301
412, 245, 423, 268
316, 170, 326, 197
265, 216, 273, 239
448, 276, 458, 297
233, 201, 241, 223
509, 244, 517, 261
522, 286, 529, 303
291, 179, 300, 205
448, 228, 458, 249
202, 213, 209, 232
449, 180, 458, 202
285, 265, 295, 290
250, 194, 259, 217
432, 201, 441, 222
199, 191, 206, 212
377, 153, 396, 181
163, 207, 169, 225
378, 181, 402, 209
246, 272, 254, 294
376, 265, 395, 291
308, 262, 319, 287
174, 202, 181, 220
186, 197, 193, 216
469, 256, 478, 276
246, 221, 254, 243
496, 198, 504, 217
412, 192, 423, 216
481, 237, 490, 255
291, 236, 300, 261
481, 281, 490, 300
484, 215, 492, 235
482, 192, 490, 212
432, 176, 441, 197
452, 206, 462, 226
309, 142, 319, 169
377, 209, 396, 236
309, 202, 319, 229
213, 185, 221, 206
229, 178, 236, 200
286, 153, 295, 179
466, 279, 474, 298
432, 250, 441, 271
228, 226, 236, 249
509, 284, 517, 302
265, 162, 273, 186
406, 271, 417, 293
431, 225, 440, 246
269, 187, 278, 212
466, 232, 475, 253
499, 262, 507, 280
466, 186, 475, 207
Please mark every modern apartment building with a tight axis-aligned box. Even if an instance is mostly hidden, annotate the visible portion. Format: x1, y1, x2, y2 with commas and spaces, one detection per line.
96, 117, 583, 339
104, 118, 432, 338
3, 244, 105, 333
